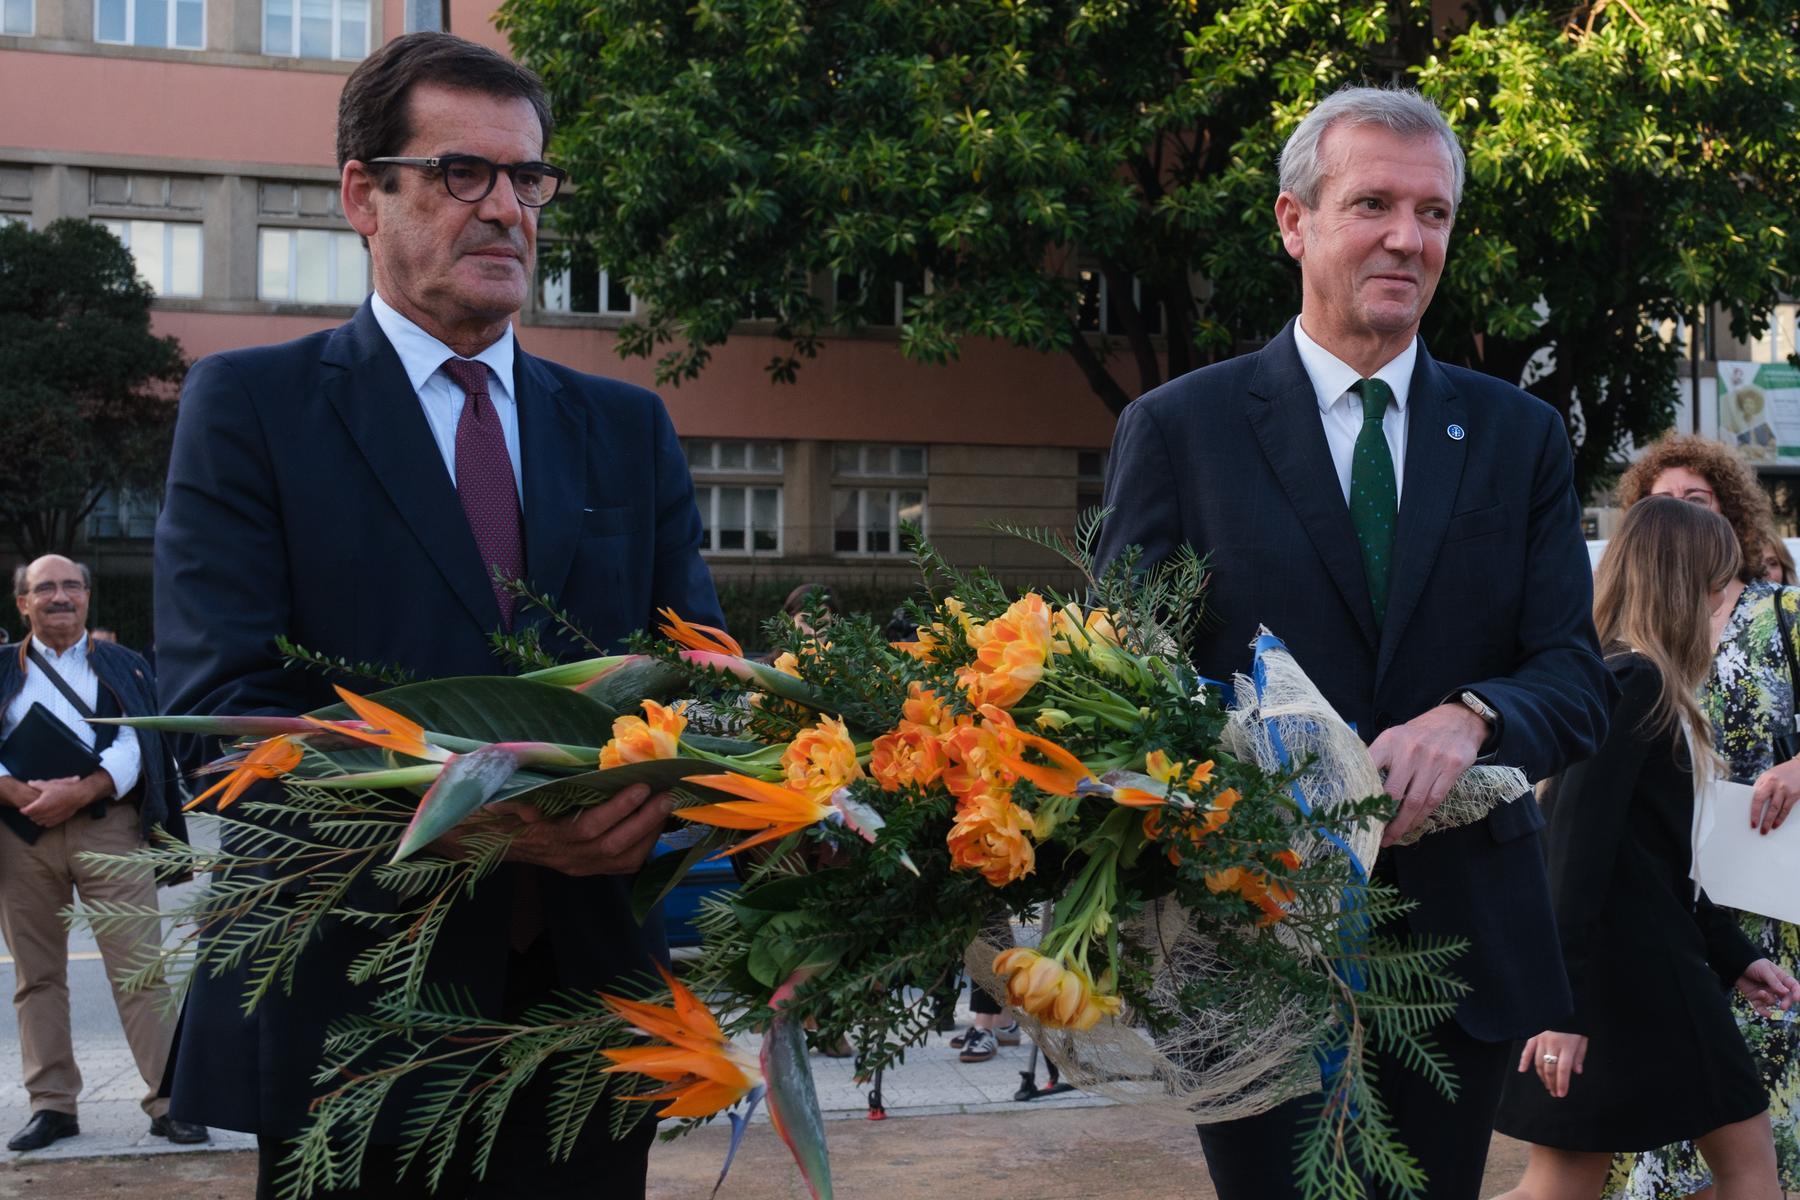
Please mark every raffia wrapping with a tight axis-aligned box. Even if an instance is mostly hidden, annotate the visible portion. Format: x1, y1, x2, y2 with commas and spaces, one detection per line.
965, 628, 1528, 1125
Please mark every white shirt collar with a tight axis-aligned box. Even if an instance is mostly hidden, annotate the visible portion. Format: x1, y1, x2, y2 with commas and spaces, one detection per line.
1293, 319, 1417, 416
30, 633, 89, 663
369, 291, 516, 404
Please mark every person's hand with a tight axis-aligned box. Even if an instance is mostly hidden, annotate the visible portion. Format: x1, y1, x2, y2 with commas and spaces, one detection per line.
1735, 958, 1800, 1017
19, 774, 105, 828
1749, 759, 1800, 835
0, 776, 40, 811
1370, 703, 1488, 846
495, 783, 674, 877
1517, 1030, 1588, 1098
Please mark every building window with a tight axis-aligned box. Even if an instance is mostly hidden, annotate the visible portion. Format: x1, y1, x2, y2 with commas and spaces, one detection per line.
263, 0, 368, 60
88, 490, 159, 540
258, 180, 342, 219
694, 486, 781, 554
91, 171, 204, 211
97, 219, 202, 297
0, 214, 27, 229
832, 443, 927, 477
95, 0, 204, 48
259, 228, 368, 304
834, 268, 921, 328
1076, 269, 1164, 336
1748, 303, 1799, 366
538, 245, 633, 316
834, 488, 925, 555
3, 0, 32, 35
683, 439, 782, 474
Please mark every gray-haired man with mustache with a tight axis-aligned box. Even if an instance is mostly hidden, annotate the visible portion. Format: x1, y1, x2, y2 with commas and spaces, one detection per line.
152, 31, 721, 1200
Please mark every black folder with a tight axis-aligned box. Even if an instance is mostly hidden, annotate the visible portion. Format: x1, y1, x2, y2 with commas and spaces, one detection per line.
0, 702, 103, 845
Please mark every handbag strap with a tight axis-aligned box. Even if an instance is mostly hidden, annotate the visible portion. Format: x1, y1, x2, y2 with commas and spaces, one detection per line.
25, 642, 98, 721
1773, 592, 1800, 736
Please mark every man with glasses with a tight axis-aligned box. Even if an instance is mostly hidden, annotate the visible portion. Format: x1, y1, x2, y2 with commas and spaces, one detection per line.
0, 556, 200, 1152
154, 31, 721, 1199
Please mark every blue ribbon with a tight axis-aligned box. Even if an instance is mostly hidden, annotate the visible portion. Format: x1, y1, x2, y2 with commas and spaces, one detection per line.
1247, 632, 1369, 1098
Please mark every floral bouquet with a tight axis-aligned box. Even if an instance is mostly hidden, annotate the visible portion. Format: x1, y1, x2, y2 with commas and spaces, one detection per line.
86, 529, 1496, 1200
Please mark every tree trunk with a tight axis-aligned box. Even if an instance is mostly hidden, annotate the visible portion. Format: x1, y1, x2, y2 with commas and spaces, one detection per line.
1064, 324, 1133, 416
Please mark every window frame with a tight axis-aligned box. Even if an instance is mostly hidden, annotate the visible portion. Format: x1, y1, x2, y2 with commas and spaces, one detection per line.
94, 0, 206, 49
693, 483, 783, 557
2, 0, 33, 36
261, 0, 369, 60
257, 226, 369, 305
538, 260, 635, 317
833, 486, 926, 557
97, 217, 204, 297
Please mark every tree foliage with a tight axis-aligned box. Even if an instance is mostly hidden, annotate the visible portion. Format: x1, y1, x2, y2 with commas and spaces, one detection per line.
500, 0, 1800, 499
0, 219, 186, 559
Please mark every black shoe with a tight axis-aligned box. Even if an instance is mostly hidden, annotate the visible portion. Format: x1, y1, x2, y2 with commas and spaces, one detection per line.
958, 1028, 998, 1063
7, 1110, 79, 1152
148, 1115, 210, 1144
948, 1025, 976, 1049
930, 1004, 958, 1032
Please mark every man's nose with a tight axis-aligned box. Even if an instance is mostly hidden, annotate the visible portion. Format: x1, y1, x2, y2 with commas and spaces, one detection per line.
477, 169, 525, 228
1383, 212, 1425, 256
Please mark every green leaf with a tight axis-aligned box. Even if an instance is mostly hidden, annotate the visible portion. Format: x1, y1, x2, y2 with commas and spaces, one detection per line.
314, 676, 620, 743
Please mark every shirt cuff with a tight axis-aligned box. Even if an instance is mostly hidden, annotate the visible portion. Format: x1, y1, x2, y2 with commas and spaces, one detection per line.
97, 726, 141, 799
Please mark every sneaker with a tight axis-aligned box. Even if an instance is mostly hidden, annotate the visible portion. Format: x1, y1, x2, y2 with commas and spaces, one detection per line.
995, 1020, 1022, 1046
948, 1026, 976, 1049
958, 1028, 998, 1063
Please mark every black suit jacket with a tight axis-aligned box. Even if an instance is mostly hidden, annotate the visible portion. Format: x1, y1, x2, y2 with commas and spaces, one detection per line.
154, 301, 724, 1135
1094, 321, 1615, 1040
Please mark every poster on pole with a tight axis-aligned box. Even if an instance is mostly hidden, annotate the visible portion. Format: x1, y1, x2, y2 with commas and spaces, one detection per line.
1719, 361, 1800, 461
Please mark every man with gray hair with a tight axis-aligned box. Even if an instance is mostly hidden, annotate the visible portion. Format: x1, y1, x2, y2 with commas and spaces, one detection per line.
0, 555, 200, 1151
1096, 87, 1614, 1196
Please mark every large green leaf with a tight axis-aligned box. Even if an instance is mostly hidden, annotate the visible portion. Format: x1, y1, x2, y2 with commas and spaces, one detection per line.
574, 655, 693, 715
313, 676, 620, 743
631, 827, 734, 924
763, 974, 833, 1200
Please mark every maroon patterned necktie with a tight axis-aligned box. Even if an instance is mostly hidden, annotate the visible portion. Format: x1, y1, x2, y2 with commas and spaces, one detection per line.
441, 357, 523, 629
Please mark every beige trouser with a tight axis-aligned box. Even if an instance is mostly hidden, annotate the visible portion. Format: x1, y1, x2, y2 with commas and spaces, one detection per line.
0, 800, 175, 1118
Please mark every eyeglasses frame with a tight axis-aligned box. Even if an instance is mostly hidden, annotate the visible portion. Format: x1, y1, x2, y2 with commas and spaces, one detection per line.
365, 155, 567, 208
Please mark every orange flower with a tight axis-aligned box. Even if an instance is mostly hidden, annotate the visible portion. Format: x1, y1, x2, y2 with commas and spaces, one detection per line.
955, 593, 1054, 709
676, 773, 834, 857
1205, 848, 1301, 925
303, 686, 443, 760
187, 734, 304, 812
1001, 727, 1096, 797
1143, 787, 1239, 865
892, 624, 941, 661
947, 789, 1036, 886
780, 716, 862, 795
941, 707, 1021, 803
869, 725, 948, 792
599, 700, 688, 768
991, 948, 1123, 1031
657, 607, 743, 658
901, 682, 956, 737
599, 965, 762, 1118
770, 651, 802, 678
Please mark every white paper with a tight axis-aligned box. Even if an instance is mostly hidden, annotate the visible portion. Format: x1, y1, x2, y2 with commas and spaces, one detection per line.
1691, 777, 1800, 926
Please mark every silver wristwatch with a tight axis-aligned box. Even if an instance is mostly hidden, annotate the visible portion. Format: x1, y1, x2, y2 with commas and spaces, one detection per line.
1458, 690, 1498, 726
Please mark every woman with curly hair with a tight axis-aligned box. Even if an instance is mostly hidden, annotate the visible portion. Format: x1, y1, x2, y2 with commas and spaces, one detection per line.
1607, 435, 1800, 1199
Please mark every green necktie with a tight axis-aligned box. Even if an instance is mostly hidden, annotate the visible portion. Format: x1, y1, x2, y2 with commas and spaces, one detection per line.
1348, 377, 1397, 627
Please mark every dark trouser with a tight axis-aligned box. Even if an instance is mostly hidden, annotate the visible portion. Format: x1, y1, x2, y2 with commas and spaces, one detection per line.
970, 982, 1004, 1016
1197, 1017, 1511, 1200
256, 939, 657, 1199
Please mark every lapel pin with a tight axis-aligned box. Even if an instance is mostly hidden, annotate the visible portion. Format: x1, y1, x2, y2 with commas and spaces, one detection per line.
1446, 424, 1466, 441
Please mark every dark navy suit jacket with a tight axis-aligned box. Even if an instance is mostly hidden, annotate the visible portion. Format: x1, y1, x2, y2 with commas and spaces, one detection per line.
1094, 321, 1615, 1041
154, 301, 724, 1135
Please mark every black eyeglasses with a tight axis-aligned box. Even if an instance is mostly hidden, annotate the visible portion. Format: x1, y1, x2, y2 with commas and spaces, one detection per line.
367, 155, 567, 208
27, 579, 89, 598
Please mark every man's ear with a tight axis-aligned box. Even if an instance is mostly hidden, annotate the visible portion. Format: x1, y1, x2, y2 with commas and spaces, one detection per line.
1274, 192, 1307, 263
342, 162, 380, 240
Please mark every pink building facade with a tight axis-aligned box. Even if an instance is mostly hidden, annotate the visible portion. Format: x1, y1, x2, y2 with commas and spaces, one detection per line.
1, 0, 1124, 594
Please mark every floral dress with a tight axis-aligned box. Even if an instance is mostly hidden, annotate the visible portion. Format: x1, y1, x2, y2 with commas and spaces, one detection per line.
1604, 580, 1800, 1196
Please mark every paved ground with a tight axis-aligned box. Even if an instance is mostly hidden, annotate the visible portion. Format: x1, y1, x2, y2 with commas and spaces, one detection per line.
2, 1103, 1536, 1200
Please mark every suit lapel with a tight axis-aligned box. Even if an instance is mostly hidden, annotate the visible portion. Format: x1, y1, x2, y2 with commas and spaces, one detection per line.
515, 349, 583, 606
1375, 348, 1467, 687
1246, 322, 1379, 651
320, 303, 501, 635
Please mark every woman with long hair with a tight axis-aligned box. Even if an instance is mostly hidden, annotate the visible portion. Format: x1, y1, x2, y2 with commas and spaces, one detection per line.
1494, 497, 1800, 1200
1610, 437, 1800, 1199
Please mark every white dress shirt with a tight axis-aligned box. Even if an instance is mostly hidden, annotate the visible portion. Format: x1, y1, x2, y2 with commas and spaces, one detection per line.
0, 635, 141, 797
1293, 319, 1417, 505
370, 291, 524, 502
